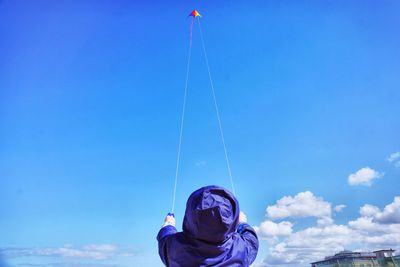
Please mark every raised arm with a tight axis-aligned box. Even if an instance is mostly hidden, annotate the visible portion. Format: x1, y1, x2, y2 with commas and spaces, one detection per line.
157, 213, 177, 266
237, 212, 259, 265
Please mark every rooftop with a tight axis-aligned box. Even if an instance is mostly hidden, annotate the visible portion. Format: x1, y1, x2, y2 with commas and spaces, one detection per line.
311, 249, 396, 265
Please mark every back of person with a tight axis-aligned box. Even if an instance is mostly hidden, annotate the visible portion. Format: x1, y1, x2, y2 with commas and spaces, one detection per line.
157, 185, 259, 267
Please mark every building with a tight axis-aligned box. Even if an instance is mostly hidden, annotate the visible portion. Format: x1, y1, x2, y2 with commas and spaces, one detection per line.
311, 249, 400, 267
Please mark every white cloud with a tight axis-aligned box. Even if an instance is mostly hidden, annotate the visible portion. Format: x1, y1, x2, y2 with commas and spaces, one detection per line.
17, 263, 126, 267
360, 204, 380, 217
334, 204, 346, 212
317, 217, 334, 226
1, 244, 135, 261
348, 167, 383, 186
360, 196, 400, 224
348, 215, 400, 246
387, 152, 400, 162
387, 152, 400, 168
377, 196, 400, 223
255, 221, 293, 238
254, 224, 357, 267
254, 193, 400, 267
266, 191, 331, 220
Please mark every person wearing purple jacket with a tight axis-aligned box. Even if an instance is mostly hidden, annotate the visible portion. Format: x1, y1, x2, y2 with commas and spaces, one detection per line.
157, 185, 259, 267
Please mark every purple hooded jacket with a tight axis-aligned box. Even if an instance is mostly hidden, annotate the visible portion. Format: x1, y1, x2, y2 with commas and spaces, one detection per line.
157, 186, 259, 267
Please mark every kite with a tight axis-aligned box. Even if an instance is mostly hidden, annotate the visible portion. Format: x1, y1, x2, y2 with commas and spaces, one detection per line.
189, 9, 202, 18
188, 10, 201, 47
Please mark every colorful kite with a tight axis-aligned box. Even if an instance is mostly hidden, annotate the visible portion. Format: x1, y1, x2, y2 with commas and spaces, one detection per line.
188, 10, 201, 47
189, 9, 202, 18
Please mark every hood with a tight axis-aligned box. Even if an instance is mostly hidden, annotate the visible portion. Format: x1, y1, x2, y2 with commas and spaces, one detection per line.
183, 185, 239, 243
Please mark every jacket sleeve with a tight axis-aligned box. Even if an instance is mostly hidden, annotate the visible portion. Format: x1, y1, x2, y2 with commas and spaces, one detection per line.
157, 225, 177, 266
237, 223, 259, 265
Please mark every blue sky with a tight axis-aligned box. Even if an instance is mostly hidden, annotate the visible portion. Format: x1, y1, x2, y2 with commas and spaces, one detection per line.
1, 1, 399, 266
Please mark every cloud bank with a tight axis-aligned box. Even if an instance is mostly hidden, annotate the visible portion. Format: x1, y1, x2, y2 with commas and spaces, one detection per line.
0, 244, 134, 261
254, 192, 400, 267
266, 191, 332, 220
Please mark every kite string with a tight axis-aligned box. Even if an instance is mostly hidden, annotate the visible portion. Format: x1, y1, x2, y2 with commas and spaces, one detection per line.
189, 17, 195, 47
197, 18, 236, 196
171, 17, 195, 213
